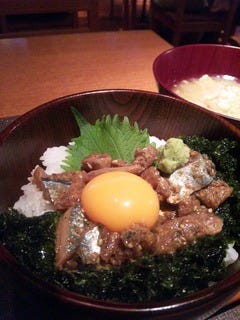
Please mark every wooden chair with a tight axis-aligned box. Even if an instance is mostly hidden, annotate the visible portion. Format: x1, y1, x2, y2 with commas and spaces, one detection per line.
110, 0, 148, 29
130, 0, 148, 29
0, 0, 99, 37
149, 0, 239, 46
110, 0, 129, 29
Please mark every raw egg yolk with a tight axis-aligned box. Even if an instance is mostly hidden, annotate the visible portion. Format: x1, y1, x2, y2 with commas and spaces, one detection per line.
81, 171, 159, 232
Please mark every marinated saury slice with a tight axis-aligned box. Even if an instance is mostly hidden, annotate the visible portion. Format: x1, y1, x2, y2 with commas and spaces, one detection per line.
152, 212, 223, 254
32, 166, 86, 211
55, 205, 101, 269
195, 180, 233, 209
167, 153, 216, 204
84, 145, 158, 182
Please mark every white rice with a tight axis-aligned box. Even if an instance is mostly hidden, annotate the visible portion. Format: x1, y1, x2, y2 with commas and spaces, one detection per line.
224, 243, 239, 266
13, 145, 68, 217
149, 136, 166, 148
13, 182, 54, 217
40, 145, 68, 174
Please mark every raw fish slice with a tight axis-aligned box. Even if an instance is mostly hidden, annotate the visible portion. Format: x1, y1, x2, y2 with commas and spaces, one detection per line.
55, 205, 100, 268
42, 179, 70, 202
167, 155, 215, 204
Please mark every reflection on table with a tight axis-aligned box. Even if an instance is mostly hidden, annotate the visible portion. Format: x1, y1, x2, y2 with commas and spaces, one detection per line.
0, 29, 172, 118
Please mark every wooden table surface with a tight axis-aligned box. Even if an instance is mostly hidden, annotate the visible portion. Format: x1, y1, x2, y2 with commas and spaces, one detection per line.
0, 29, 172, 118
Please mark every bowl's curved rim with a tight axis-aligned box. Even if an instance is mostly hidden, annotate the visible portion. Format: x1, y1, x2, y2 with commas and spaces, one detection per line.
0, 88, 240, 314
153, 43, 240, 73
152, 44, 240, 123
153, 42, 240, 58
1, 88, 240, 141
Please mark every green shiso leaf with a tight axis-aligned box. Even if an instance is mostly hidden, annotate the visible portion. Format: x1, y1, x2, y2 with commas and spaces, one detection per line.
62, 108, 150, 171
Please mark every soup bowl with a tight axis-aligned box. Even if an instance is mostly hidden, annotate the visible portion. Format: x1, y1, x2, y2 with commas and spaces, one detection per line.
153, 44, 240, 128
0, 89, 240, 320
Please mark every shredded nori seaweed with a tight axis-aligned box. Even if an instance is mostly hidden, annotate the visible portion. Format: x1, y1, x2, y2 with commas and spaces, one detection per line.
0, 209, 61, 275
0, 136, 239, 303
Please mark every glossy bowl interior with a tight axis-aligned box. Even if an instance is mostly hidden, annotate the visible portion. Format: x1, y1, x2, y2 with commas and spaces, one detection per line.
0, 89, 240, 320
153, 44, 240, 128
